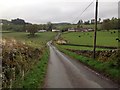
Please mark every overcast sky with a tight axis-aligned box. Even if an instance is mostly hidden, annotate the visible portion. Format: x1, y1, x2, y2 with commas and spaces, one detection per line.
0, 0, 119, 24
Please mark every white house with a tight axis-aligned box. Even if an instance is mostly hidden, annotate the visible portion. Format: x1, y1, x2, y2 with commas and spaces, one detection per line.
38, 30, 47, 32
52, 29, 60, 32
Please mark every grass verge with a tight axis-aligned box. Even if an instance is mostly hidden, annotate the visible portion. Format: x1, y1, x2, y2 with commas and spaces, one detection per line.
57, 46, 120, 84
12, 48, 49, 88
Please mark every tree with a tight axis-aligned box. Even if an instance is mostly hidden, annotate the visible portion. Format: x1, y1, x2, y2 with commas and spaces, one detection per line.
110, 17, 118, 29
101, 19, 111, 30
84, 20, 90, 25
2, 19, 11, 24
98, 18, 101, 24
42, 24, 47, 30
47, 22, 53, 31
77, 20, 83, 28
11, 18, 25, 25
91, 19, 95, 24
118, 18, 120, 29
62, 27, 68, 32
101, 18, 119, 30
25, 24, 38, 36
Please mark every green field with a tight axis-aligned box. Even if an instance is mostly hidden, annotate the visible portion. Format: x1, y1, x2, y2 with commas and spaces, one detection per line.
61, 30, 118, 47
2, 32, 57, 48
57, 45, 110, 51
55, 24, 102, 30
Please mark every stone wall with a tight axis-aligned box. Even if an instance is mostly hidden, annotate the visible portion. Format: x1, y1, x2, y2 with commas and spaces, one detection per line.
67, 49, 118, 62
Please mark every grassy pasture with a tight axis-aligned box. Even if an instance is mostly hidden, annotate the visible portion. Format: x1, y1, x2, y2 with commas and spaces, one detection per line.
2, 32, 57, 48
61, 30, 118, 47
55, 24, 102, 30
58, 45, 110, 51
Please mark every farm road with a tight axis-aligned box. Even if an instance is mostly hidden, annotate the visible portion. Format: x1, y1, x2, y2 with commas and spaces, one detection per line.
44, 41, 119, 88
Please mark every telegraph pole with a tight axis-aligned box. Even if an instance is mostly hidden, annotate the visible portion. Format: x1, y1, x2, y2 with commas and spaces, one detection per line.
93, 0, 98, 59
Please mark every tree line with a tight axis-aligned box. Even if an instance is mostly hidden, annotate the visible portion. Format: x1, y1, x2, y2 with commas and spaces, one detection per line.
77, 17, 120, 30
1, 17, 120, 33
1, 18, 53, 35
101, 17, 120, 30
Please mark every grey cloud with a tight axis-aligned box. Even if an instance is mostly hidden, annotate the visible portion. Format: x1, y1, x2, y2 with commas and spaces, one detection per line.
0, 1, 118, 24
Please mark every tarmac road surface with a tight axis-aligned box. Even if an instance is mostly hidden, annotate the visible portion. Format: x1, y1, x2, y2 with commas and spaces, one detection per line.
44, 41, 119, 88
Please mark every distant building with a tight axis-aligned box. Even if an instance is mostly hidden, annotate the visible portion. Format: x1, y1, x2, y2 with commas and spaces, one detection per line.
38, 30, 47, 32
68, 28, 94, 32
52, 29, 60, 32
68, 28, 76, 32
80, 28, 94, 32
88, 28, 94, 32
81, 28, 88, 32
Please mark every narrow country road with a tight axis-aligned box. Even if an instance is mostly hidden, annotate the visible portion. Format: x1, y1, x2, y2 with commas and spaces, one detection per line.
44, 41, 119, 88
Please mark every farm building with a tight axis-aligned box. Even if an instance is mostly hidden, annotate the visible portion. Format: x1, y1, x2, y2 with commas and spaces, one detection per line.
68, 28, 76, 32
68, 28, 94, 32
